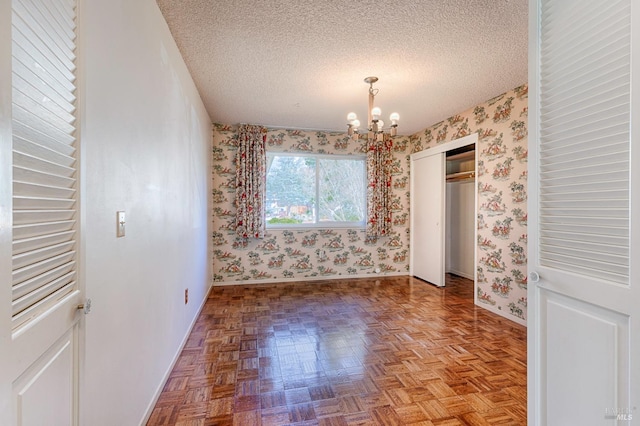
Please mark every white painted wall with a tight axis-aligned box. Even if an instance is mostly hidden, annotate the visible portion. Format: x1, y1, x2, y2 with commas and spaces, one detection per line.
80, 1, 211, 425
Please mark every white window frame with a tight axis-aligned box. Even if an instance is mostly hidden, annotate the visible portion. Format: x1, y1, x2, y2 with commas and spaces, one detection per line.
266, 152, 367, 229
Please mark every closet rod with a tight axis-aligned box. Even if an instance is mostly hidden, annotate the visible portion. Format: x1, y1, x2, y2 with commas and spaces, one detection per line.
446, 171, 475, 182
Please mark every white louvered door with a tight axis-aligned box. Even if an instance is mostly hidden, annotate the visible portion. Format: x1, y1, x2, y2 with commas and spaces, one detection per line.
529, 0, 639, 424
8, 0, 82, 424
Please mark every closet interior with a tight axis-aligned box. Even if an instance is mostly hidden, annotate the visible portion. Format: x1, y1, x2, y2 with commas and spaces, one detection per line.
445, 145, 475, 281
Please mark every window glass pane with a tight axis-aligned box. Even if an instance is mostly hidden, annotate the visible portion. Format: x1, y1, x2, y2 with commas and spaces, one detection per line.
266, 153, 365, 227
318, 158, 365, 223
266, 156, 316, 224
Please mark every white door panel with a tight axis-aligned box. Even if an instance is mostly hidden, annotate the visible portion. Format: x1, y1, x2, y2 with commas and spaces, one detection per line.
11, 291, 81, 376
542, 289, 629, 424
411, 152, 445, 286
13, 327, 78, 426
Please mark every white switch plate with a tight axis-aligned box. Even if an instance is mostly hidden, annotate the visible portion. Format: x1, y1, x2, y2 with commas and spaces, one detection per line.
117, 211, 125, 237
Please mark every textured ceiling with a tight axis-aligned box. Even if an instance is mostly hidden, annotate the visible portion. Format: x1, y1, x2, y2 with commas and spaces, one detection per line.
156, 0, 528, 135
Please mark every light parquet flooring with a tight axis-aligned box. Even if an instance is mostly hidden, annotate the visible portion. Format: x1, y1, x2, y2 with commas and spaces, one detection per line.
147, 275, 526, 425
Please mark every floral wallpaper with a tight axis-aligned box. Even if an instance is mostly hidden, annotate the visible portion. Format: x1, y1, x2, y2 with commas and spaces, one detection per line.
410, 84, 528, 324
211, 83, 527, 325
211, 126, 412, 283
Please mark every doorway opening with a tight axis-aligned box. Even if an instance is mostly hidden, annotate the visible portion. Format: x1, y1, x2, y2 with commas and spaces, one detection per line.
445, 145, 476, 282
410, 133, 478, 290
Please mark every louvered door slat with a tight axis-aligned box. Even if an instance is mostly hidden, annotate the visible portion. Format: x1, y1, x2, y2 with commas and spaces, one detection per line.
543, 215, 627, 228
541, 179, 628, 195
540, 124, 627, 153
13, 230, 76, 255
542, 29, 628, 82
13, 135, 76, 166
14, 209, 75, 225
13, 152, 75, 179
540, 229, 628, 247
542, 169, 628, 187
540, 112, 628, 142
541, 70, 628, 115
541, 1, 628, 69
11, 11, 75, 79
541, 236, 628, 256
12, 60, 74, 112
14, 73, 75, 120
13, 196, 75, 210
539, 0, 630, 286
13, 106, 74, 146
542, 91, 629, 129
541, 1, 627, 52
541, 0, 620, 47
542, 189, 628, 202
17, 0, 75, 57
13, 220, 75, 240
13, 87, 75, 134
12, 30, 73, 89
542, 244, 628, 267
542, 222, 628, 238
540, 143, 628, 170
13, 166, 75, 189
13, 1, 74, 65
541, 207, 628, 219
12, 251, 75, 286
12, 278, 76, 323
12, 0, 77, 326
51, 0, 75, 23
13, 120, 75, 153
541, 198, 628, 209
12, 271, 76, 316
13, 181, 75, 199
541, 259, 627, 283
13, 241, 75, 270
12, 44, 75, 103
541, 156, 627, 177
40, 0, 76, 41
12, 266, 74, 301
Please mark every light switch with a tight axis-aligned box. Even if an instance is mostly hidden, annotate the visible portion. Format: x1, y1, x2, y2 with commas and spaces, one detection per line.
117, 211, 125, 237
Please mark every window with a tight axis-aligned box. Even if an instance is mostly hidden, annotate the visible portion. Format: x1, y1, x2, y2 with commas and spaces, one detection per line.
266, 153, 366, 227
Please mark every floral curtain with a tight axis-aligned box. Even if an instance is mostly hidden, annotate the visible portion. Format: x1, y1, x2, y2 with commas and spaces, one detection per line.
366, 135, 393, 237
235, 124, 267, 239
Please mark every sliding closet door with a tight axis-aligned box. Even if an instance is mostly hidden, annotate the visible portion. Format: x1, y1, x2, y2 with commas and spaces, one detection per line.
410, 151, 445, 287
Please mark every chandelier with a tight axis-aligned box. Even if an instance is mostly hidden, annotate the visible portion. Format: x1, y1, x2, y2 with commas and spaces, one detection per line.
347, 76, 399, 141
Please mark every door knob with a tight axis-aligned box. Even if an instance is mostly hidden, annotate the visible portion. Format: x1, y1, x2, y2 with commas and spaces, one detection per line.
529, 271, 540, 283
77, 298, 92, 314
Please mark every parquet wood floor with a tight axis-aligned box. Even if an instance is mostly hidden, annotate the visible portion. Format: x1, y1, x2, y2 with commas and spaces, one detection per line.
147, 275, 526, 425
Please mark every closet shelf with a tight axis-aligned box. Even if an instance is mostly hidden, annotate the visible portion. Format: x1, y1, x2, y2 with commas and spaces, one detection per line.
446, 171, 475, 182
446, 150, 475, 161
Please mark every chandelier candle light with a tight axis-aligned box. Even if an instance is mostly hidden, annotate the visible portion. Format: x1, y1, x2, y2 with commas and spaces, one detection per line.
347, 76, 399, 141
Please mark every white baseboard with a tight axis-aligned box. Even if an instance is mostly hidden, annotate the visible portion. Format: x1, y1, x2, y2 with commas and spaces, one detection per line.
140, 284, 212, 425
446, 269, 474, 281
475, 300, 527, 327
213, 271, 407, 286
